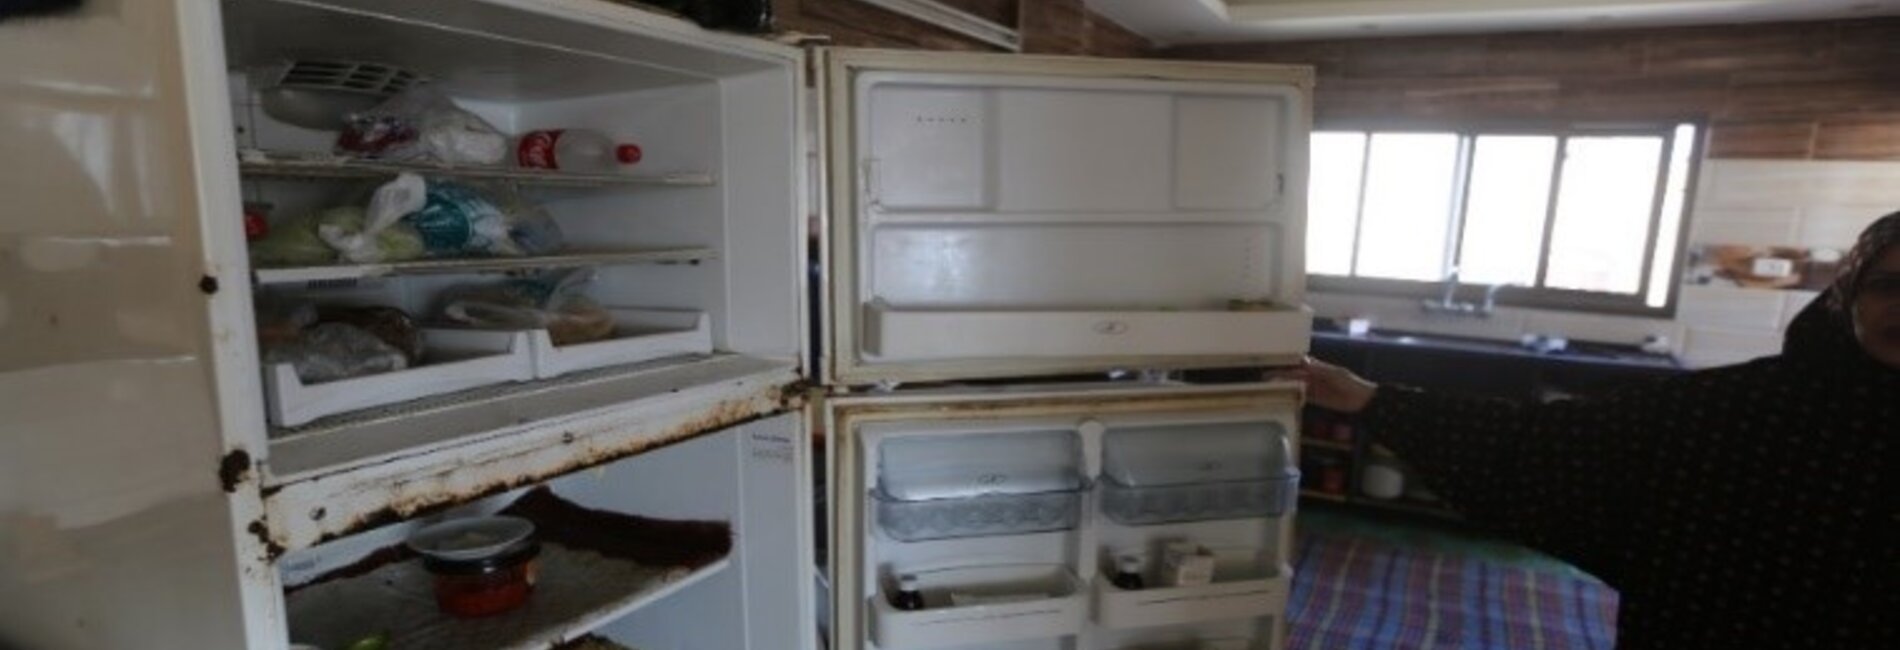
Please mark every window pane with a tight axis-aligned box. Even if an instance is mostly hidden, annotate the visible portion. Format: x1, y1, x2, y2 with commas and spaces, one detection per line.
1458, 136, 1558, 286
1355, 133, 1460, 281
1646, 124, 1698, 308
1545, 136, 1664, 294
1306, 132, 1366, 276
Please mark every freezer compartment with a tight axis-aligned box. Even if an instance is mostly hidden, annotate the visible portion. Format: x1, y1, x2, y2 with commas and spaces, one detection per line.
529, 308, 713, 379
869, 565, 1086, 649
1092, 553, 1288, 629
1099, 477, 1298, 526
264, 328, 535, 427
875, 489, 1083, 542
864, 304, 1312, 362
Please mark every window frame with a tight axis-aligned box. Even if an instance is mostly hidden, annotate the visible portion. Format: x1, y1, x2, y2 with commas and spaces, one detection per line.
1307, 119, 1705, 318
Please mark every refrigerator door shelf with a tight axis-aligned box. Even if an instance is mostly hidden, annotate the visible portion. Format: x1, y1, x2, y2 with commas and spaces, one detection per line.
876, 427, 1084, 501
1091, 569, 1289, 630
1099, 476, 1299, 526
1101, 422, 1296, 487
863, 304, 1313, 363
869, 564, 1085, 649
874, 488, 1083, 542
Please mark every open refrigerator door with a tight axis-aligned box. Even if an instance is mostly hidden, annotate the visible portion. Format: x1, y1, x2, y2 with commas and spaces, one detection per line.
826, 383, 1304, 650
819, 49, 1314, 387
7, 1, 817, 648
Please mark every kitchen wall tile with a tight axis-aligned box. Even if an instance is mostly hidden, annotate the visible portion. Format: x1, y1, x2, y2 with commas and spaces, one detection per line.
1699, 160, 1900, 208
1797, 205, 1891, 249
1780, 290, 1823, 328
1690, 206, 1801, 223
1676, 284, 1786, 331
1686, 217, 1800, 246
1681, 327, 1783, 368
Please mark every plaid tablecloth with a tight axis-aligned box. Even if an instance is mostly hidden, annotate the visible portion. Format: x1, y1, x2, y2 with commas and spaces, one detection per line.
1289, 529, 1619, 650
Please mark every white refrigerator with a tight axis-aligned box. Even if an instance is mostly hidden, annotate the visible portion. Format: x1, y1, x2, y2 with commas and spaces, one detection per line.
0, 2, 1310, 650
815, 50, 1312, 650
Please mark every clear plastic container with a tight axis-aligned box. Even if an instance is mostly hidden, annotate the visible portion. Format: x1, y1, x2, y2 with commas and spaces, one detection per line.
1098, 421, 1299, 525
875, 488, 1081, 542
1099, 476, 1298, 526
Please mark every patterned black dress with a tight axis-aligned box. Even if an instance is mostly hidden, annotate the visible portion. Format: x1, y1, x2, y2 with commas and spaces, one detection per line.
1358, 298, 1898, 649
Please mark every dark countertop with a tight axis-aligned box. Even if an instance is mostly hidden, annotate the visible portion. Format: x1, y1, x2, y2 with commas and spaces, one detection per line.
1312, 321, 1681, 371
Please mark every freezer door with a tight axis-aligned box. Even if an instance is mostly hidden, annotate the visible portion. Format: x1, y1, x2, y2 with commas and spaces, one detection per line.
824, 383, 1303, 650
819, 49, 1314, 386
0, 1, 280, 649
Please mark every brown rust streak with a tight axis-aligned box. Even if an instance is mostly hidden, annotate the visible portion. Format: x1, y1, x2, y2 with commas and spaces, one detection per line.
306, 394, 793, 547
247, 519, 286, 561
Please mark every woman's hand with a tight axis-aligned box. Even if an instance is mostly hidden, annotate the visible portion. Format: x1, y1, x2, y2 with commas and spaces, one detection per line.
1271, 357, 1379, 414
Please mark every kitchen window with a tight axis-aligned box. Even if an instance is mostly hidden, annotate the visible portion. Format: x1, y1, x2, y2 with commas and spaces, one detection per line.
1306, 123, 1700, 315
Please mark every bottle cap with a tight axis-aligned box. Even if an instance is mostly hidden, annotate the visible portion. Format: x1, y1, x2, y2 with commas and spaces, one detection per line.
615, 144, 643, 164
897, 573, 919, 589
1118, 554, 1142, 572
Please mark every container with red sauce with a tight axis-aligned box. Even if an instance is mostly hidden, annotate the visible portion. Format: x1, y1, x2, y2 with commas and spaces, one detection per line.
423, 540, 540, 618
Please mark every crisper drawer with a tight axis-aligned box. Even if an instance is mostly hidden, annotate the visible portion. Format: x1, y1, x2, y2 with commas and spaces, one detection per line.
870, 565, 1085, 649
528, 308, 712, 379
264, 329, 535, 427
863, 304, 1312, 362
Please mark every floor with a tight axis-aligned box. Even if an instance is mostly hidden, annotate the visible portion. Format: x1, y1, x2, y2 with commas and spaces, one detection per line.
1288, 506, 1619, 650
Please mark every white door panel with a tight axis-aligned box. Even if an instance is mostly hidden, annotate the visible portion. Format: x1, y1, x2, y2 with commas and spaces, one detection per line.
0, 1, 273, 648
824, 383, 1303, 650
824, 49, 1314, 385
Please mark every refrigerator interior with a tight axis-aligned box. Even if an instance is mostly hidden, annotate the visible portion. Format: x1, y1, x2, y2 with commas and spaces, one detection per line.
220, 0, 802, 447
830, 385, 1301, 650
826, 53, 1313, 384
220, 0, 801, 421
276, 413, 806, 650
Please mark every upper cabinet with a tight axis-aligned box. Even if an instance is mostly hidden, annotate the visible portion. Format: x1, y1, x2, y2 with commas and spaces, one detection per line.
821, 50, 1315, 386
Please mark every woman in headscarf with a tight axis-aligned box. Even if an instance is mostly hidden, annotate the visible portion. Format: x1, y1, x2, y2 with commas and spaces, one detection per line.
1290, 212, 1899, 649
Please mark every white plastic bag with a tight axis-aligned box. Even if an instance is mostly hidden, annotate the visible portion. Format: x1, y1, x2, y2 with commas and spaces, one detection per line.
318, 173, 427, 263
335, 85, 507, 164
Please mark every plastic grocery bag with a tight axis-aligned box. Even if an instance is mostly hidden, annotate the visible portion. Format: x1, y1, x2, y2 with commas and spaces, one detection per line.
409, 179, 524, 258
485, 183, 565, 256
436, 268, 613, 345
261, 322, 409, 384
318, 173, 428, 263
335, 85, 507, 164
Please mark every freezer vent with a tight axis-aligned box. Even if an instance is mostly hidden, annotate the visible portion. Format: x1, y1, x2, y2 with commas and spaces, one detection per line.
272, 60, 422, 97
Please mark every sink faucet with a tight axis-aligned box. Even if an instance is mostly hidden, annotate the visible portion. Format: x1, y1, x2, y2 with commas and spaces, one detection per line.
1420, 267, 1511, 318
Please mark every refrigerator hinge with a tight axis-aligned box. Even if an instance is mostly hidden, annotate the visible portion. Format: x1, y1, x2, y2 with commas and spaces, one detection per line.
1277, 173, 1286, 195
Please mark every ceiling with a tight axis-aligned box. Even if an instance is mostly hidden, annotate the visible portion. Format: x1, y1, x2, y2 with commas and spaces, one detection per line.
1084, 0, 1900, 45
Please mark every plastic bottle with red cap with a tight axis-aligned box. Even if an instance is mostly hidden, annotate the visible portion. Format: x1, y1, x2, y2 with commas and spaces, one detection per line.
513, 128, 643, 173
